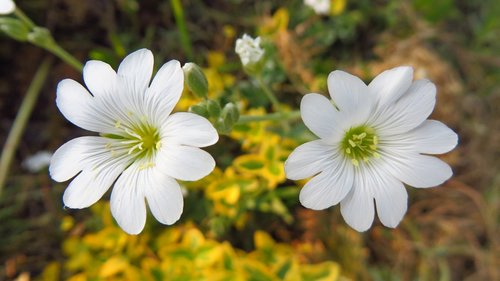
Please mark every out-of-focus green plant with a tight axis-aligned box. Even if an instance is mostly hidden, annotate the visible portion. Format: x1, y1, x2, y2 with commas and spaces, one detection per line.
40, 202, 342, 281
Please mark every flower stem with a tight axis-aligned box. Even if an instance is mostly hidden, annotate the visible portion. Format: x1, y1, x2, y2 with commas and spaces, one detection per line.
237, 110, 301, 124
15, 7, 83, 72
0, 58, 52, 195
256, 77, 281, 111
170, 0, 194, 60
47, 42, 83, 72
14, 8, 35, 29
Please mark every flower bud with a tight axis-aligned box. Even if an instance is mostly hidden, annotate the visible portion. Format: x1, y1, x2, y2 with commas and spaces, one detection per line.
214, 117, 231, 134
221, 102, 240, 125
182, 62, 208, 99
206, 99, 221, 118
188, 103, 209, 118
0, 18, 28, 41
27, 27, 55, 48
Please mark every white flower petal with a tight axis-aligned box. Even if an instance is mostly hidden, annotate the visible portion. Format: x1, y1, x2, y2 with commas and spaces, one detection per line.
285, 140, 337, 180
158, 145, 216, 181
373, 172, 408, 228
300, 93, 344, 142
56, 79, 116, 133
372, 79, 436, 136
144, 170, 183, 225
50, 136, 119, 182
162, 112, 218, 147
83, 60, 118, 97
299, 157, 354, 210
369, 66, 413, 107
146, 60, 184, 124
381, 152, 453, 188
63, 159, 128, 209
110, 163, 147, 235
340, 169, 375, 232
405, 120, 458, 154
117, 48, 154, 97
327, 70, 372, 124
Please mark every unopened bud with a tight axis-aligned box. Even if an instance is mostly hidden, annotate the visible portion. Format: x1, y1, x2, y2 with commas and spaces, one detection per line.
214, 117, 231, 134
206, 99, 221, 118
182, 62, 208, 99
221, 103, 240, 125
188, 103, 209, 118
27, 27, 55, 48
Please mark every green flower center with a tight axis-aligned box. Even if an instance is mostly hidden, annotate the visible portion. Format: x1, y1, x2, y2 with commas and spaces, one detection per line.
102, 119, 161, 164
341, 125, 379, 166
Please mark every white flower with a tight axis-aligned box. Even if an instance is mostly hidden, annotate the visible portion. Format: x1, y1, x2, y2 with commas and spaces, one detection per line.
304, 0, 330, 15
49, 49, 219, 234
0, 0, 15, 15
23, 151, 53, 172
285, 66, 458, 232
235, 34, 264, 67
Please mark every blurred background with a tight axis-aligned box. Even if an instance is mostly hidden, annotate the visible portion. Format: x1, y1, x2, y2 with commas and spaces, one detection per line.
0, 0, 498, 280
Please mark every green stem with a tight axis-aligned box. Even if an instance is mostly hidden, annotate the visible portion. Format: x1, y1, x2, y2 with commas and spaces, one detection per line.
14, 8, 35, 29
0, 58, 52, 195
237, 110, 301, 124
47, 43, 83, 72
256, 77, 281, 111
170, 0, 193, 60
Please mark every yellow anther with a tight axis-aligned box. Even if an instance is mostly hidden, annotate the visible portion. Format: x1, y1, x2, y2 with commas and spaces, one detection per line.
358, 132, 367, 139
346, 147, 351, 154
348, 139, 357, 147
373, 136, 378, 145
114, 120, 122, 128
351, 159, 359, 167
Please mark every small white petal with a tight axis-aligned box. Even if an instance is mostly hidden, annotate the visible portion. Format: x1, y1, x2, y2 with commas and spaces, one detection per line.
299, 157, 354, 210
373, 172, 408, 228
372, 79, 436, 136
285, 140, 336, 180
162, 112, 218, 147
327, 70, 372, 124
144, 170, 183, 225
117, 48, 154, 98
146, 60, 184, 124
381, 152, 453, 188
158, 145, 216, 181
63, 159, 128, 209
300, 93, 344, 142
56, 79, 116, 133
340, 170, 375, 232
83, 60, 118, 97
369, 66, 413, 107
405, 120, 458, 154
110, 163, 147, 235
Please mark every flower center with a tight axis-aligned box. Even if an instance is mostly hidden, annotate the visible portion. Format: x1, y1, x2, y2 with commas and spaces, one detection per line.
102, 120, 161, 161
341, 125, 379, 167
